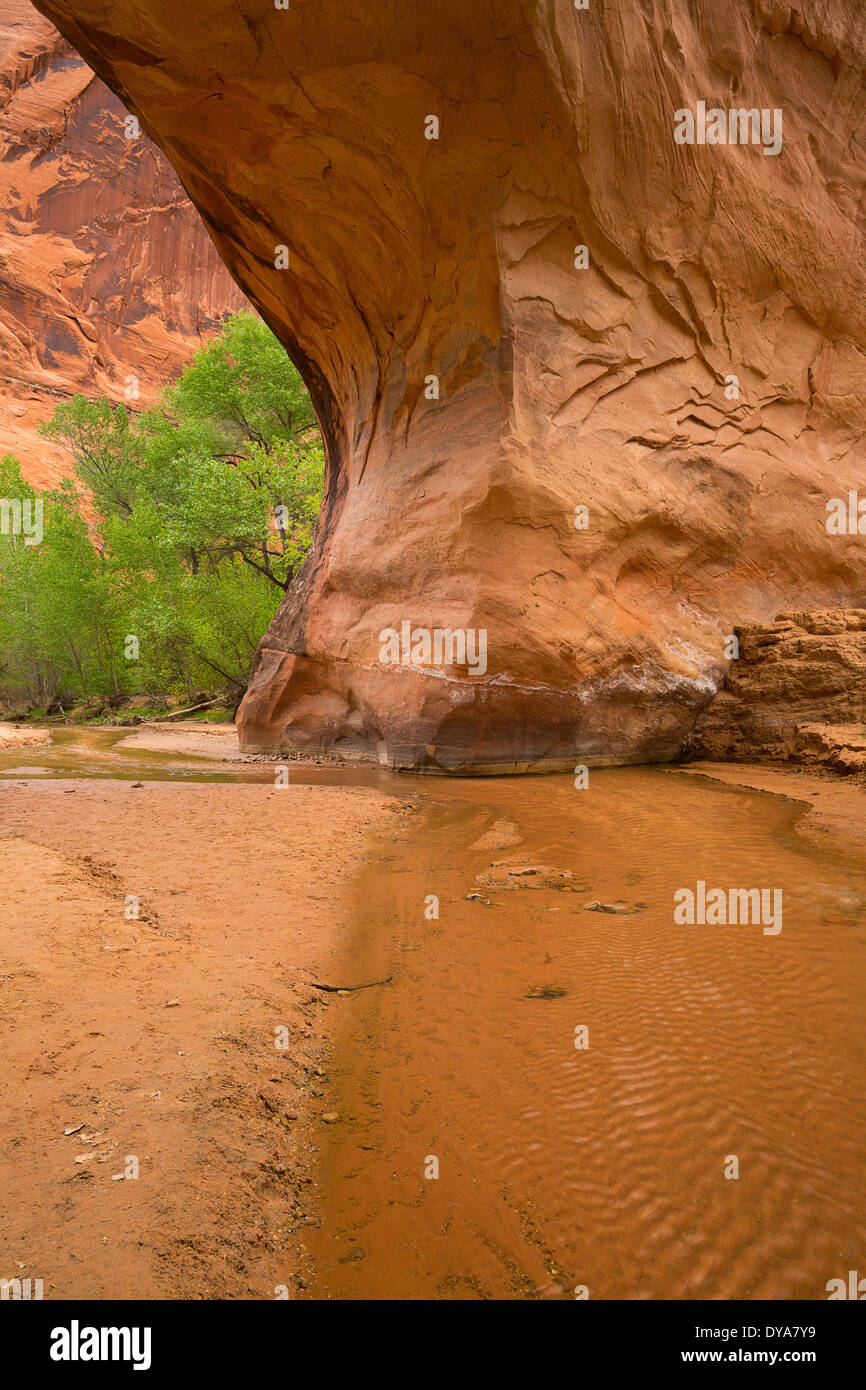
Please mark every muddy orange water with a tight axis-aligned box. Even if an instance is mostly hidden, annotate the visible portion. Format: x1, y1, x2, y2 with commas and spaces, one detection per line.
307, 767, 866, 1300
2, 732, 864, 1300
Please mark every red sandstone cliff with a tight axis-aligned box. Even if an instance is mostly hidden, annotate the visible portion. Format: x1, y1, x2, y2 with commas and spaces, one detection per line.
32, 1, 866, 769
0, 0, 246, 488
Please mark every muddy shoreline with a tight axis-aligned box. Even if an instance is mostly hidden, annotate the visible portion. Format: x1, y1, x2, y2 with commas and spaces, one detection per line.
0, 769, 408, 1298
3, 728, 866, 1299
683, 761, 866, 865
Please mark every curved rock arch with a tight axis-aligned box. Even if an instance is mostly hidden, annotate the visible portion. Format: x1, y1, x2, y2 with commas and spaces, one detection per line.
35, 0, 866, 770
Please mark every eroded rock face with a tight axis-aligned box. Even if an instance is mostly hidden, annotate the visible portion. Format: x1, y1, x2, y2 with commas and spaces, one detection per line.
35, 0, 866, 769
0, 0, 246, 487
687, 609, 866, 772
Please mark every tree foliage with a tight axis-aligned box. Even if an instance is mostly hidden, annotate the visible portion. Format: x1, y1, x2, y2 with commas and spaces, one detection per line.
0, 311, 323, 709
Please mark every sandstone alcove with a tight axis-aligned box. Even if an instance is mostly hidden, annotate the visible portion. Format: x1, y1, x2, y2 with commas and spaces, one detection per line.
35, 0, 866, 770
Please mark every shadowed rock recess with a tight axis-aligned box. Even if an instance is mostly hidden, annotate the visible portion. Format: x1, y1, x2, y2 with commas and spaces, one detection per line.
35, 0, 866, 771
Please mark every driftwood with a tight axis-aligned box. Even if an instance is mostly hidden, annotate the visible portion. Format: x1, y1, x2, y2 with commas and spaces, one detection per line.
304, 976, 393, 994
149, 698, 223, 722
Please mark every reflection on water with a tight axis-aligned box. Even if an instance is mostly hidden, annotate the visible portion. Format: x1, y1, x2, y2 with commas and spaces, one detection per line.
0, 726, 394, 790
309, 768, 866, 1300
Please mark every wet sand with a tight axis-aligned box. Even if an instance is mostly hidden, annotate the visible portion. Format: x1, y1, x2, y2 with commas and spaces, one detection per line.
114, 721, 243, 761
307, 767, 866, 1300
2, 731, 866, 1301
0, 775, 405, 1298
684, 761, 866, 864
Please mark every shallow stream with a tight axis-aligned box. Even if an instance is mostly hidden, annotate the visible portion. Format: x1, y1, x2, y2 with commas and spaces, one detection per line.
3, 729, 864, 1299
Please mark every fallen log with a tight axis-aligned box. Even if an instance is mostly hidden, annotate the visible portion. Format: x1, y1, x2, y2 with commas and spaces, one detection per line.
149, 698, 223, 721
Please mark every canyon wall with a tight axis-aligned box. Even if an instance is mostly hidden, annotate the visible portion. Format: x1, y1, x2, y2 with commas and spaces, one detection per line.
0, 0, 246, 488
34, 0, 866, 770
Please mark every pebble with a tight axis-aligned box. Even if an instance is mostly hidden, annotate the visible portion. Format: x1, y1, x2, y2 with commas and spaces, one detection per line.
338, 1247, 366, 1263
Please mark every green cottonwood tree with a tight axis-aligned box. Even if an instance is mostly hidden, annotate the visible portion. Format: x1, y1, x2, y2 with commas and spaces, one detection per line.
0, 312, 323, 709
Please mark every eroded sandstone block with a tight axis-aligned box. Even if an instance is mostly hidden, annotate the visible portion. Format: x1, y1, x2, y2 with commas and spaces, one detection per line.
688, 609, 866, 767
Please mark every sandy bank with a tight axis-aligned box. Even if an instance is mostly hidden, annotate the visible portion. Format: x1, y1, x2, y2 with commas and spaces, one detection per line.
0, 722, 52, 751
112, 721, 242, 761
683, 761, 866, 864
0, 777, 404, 1298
